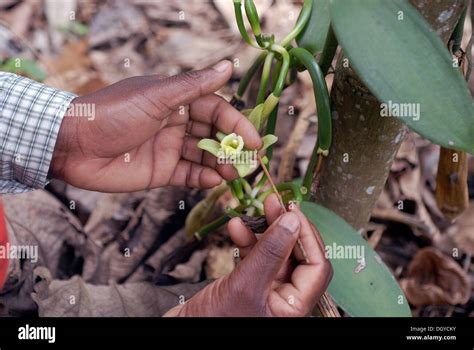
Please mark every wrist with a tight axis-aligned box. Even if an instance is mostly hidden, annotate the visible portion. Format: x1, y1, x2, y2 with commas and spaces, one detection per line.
50, 97, 81, 181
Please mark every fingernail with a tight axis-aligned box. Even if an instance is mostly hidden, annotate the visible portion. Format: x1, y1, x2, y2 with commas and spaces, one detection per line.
278, 212, 300, 234
212, 60, 230, 73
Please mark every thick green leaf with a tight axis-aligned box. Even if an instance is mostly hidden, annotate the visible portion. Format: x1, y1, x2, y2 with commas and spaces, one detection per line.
300, 201, 411, 316
330, 0, 474, 154
296, 0, 331, 55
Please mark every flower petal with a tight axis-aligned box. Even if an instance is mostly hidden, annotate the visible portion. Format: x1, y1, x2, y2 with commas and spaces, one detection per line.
261, 134, 278, 150
197, 139, 222, 157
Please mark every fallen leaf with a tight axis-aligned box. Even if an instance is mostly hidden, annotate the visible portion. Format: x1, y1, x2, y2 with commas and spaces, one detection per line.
0, 190, 97, 316
45, 0, 77, 51
205, 246, 235, 279
32, 267, 208, 317
447, 201, 474, 255
88, 0, 148, 48
401, 247, 470, 306
168, 249, 208, 283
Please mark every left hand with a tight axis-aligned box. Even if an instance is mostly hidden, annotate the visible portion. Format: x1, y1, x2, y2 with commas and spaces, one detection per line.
50, 60, 262, 192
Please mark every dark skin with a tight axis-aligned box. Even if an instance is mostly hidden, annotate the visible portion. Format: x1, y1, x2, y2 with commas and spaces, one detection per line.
51, 60, 332, 317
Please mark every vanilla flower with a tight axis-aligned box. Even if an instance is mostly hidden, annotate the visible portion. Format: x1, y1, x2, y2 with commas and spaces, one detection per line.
198, 132, 277, 178
220, 133, 244, 157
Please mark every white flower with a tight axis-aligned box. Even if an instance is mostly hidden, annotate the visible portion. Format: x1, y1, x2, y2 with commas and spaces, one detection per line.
220, 133, 244, 157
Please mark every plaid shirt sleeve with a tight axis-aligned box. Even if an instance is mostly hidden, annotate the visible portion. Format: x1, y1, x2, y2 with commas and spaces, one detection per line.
0, 72, 76, 194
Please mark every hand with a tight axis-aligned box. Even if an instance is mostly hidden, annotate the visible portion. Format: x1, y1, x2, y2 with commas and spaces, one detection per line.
50, 61, 262, 192
164, 194, 333, 317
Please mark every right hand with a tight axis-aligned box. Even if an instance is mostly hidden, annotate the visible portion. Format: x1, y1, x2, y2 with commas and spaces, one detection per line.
164, 194, 333, 317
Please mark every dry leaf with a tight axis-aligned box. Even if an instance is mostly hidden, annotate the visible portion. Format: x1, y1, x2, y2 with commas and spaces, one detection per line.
205, 246, 235, 279
89, 0, 148, 48
0, 190, 97, 316
168, 249, 208, 283
32, 267, 208, 317
45, 0, 77, 51
447, 201, 474, 255
401, 247, 470, 306
84, 187, 192, 284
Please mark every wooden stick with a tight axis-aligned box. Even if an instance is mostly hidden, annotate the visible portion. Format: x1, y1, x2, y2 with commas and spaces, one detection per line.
257, 155, 340, 317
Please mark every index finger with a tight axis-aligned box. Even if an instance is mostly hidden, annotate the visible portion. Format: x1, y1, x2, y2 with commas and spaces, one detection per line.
189, 94, 262, 149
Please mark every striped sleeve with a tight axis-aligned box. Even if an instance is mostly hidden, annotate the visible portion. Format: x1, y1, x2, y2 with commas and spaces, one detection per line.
0, 72, 76, 193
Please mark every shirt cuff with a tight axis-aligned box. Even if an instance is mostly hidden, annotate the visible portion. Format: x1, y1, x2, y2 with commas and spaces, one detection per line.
0, 72, 76, 194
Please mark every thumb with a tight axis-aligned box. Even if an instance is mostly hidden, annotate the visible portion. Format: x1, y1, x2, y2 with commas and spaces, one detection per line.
149, 60, 233, 113
233, 212, 300, 291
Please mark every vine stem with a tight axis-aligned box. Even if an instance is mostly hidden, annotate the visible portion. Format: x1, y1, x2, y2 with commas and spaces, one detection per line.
270, 44, 290, 97
234, 51, 267, 102
257, 52, 274, 104
280, 0, 313, 46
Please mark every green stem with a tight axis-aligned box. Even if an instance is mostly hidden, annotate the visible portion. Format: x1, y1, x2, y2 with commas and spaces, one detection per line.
256, 182, 303, 203
234, 0, 258, 48
244, 0, 265, 47
270, 44, 290, 97
280, 0, 313, 46
241, 178, 253, 195
231, 179, 244, 201
257, 52, 274, 104
195, 205, 247, 240
264, 103, 279, 161
290, 48, 332, 199
271, 59, 283, 89
226, 206, 243, 218
290, 47, 332, 155
251, 199, 264, 211
194, 214, 231, 240
236, 52, 268, 100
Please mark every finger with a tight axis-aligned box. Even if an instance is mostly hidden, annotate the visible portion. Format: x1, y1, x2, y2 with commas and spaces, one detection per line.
228, 217, 257, 259
291, 205, 328, 263
202, 151, 240, 180
169, 160, 222, 189
186, 120, 212, 138
167, 108, 189, 127
189, 94, 262, 150
230, 212, 300, 292
264, 193, 284, 225
181, 136, 204, 163
145, 61, 234, 117
273, 258, 333, 316
272, 209, 333, 315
